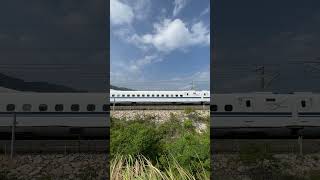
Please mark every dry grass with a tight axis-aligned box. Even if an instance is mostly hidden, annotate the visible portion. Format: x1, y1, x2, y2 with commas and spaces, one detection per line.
110, 155, 209, 180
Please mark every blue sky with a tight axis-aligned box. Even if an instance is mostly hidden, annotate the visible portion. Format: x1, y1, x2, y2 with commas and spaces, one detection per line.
110, 0, 210, 90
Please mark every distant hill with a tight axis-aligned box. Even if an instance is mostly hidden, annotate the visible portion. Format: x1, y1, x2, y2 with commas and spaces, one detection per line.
111, 85, 134, 91
0, 72, 85, 92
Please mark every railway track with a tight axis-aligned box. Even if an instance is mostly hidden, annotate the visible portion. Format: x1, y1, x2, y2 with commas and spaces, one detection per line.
0, 140, 108, 153
110, 104, 210, 110
212, 138, 320, 154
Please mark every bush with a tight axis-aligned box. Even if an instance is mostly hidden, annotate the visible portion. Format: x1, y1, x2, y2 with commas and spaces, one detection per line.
183, 119, 194, 130
110, 119, 163, 161
161, 131, 210, 174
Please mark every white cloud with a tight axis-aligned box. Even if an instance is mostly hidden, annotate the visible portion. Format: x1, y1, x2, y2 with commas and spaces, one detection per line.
173, 0, 188, 17
200, 7, 210, 16
129, 55, 160, 73
111, 54, 160, 85
133, 18, 209, 52
110, 0, 134, 25
131, 0, 151, 20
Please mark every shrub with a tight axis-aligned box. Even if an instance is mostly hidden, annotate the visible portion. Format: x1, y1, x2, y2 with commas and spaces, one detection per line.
110, 120, 163, 161
183, 119, 194, 130
161, 131, 210, 174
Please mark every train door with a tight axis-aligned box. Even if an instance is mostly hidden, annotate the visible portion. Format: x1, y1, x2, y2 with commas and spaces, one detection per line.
297, 97, 312, 111
239, 97, 254, 112
296, 97, 313, 126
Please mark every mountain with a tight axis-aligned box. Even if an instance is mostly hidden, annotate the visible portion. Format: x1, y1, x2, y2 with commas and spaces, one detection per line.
0, 72, 85, 92
111, 85, 134, 91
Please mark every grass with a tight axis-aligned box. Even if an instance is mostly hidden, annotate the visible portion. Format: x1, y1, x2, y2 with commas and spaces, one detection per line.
110, 155, 209, 180
110, 111, 210, 180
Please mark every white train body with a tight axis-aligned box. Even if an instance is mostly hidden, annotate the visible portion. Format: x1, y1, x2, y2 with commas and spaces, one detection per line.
211, 92, 320, 137
0, 93, 109, 138
110, 89, 210, 104
2, 91, 320, 137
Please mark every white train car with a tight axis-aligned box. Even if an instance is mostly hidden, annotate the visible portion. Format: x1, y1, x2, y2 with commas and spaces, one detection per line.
0, 93, 109, 139
110, 89, 210, 104
211, 92, 320, 137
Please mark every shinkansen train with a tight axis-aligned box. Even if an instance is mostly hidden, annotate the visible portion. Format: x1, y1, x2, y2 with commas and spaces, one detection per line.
0, 93, 109, 139
110, 89, 210, 104
211, 92, 320, 138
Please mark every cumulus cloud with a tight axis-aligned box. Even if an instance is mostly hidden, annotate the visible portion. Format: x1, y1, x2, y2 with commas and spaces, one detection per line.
173, 0, 188, 17
133, 18, 209, 52
110, 0, 134, 25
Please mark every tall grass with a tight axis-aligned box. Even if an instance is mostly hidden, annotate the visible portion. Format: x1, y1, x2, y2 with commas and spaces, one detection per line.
110, 155, 209, 180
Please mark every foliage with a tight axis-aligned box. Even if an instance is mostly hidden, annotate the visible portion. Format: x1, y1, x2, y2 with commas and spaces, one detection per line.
110, 111, 210, 179
111, 118, 163, 161
110, 155, 209, 180
184, 107, 196, 114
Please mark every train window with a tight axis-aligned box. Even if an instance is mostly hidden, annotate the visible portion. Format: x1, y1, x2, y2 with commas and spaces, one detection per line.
137, 94, 140, 97
147, 94, 150, 97
245, 100, 251, 107
142, 94, 145, 97
22, 104, 32, 111
204, 93, 206, 96
180, 95, 183, 97
55, 104, 64, 111
211, 105, 218, 111
187, 93, 189, 95
127, 94, 130, 97
122, 94, 125, 97
224, 105, 233, 111
103, 104, 108, 111
175, 95, 178, 97
161, 94, 164, 97
152, 94, 155, 97
87, 104, 96, 111
6, 104, 15, 111
71, 104, 80, 111
166, 94, 169, 97
112, 94, 115, 97
39, 104, 48, 112
266, 98, 276, 102
301, 100, 306, 108
132, 95, 135, 97
157, 94, 159, 97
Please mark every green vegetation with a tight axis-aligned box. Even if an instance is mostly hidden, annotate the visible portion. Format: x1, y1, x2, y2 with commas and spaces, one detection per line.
110, 113, 210, 179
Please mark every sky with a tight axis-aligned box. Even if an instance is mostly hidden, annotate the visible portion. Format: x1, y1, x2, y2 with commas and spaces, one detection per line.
0, 0, 108, 92
213, 0, 320, 93
110, 0, 210, 90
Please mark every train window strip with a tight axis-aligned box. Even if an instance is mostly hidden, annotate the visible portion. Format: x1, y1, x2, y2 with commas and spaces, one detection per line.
55, 104, 64, 112
224, 104, 233, 111
71, 104, 80, 111
23, 104, 32, 111
6, 104, 15, 112
87, 104, 96, 111
39, 104, 48, 112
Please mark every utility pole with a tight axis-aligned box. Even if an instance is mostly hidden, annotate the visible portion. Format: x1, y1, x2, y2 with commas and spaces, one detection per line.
256, 65, 265, 90
261, 66, 265, 90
